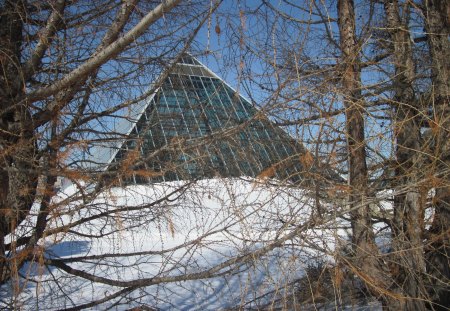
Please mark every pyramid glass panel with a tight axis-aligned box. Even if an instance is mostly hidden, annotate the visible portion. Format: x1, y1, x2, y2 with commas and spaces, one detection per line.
110, 54, 306, 184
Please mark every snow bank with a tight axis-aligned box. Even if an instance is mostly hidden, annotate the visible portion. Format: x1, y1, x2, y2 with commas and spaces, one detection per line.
8, 178, 353, 310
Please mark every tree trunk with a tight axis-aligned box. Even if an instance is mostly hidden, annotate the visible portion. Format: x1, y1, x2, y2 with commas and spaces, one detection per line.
423, 0, 450, 309
384, 1, 427, 309
0, 0, 39, 283
337, 0, 397, 307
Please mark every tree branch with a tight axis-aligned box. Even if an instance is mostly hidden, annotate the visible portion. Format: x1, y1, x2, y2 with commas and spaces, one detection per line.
26, 0, 182, 102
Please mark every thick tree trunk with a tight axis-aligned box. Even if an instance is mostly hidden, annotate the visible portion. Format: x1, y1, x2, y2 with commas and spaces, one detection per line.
337, 0, 397, 307
423, 0, 450, 309
0, 1, 39, 283
384, 1, 427, 309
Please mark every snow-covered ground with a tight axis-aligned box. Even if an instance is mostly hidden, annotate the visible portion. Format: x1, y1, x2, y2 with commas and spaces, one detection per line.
3, 178, 381, 310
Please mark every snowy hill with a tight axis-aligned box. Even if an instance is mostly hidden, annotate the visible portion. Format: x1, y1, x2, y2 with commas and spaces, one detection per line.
4, 178, 381, 310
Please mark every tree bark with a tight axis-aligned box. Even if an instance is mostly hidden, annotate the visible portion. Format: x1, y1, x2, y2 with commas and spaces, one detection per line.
337, 0, 397, 307
384, 1, 427, 309
422, 0, 450, 309
0, 0, 39, 283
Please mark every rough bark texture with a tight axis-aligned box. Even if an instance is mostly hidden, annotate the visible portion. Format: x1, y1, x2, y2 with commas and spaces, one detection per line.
337, 0, 397, 307
0, 0, 39, 283
423, 0, 450, 309
384, 1, 427, 309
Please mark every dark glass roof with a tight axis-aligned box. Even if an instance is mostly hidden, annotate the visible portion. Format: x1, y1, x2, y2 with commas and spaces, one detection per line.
109, 54, 308, 184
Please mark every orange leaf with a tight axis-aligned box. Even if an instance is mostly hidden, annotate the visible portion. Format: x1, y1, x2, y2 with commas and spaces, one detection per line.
300, 151, 314, 168
257, 165, 276, 179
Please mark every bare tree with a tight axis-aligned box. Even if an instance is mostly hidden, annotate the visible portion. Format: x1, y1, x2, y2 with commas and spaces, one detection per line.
423, 0, 450, 309
0, 0, 222, 307
383, 0, 428, 309
1, 0, 448, 309
0, 1, 342, 309
227, 0, 449, 309
336, 0, 394, 305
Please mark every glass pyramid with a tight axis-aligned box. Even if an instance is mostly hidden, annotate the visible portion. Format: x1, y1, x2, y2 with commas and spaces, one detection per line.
109, 54, 306, 184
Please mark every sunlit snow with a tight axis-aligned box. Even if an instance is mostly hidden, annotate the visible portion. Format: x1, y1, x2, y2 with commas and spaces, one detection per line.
6, 178, 381, 310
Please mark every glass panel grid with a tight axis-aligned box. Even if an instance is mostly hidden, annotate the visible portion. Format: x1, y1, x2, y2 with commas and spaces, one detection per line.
111, 56, 305, 184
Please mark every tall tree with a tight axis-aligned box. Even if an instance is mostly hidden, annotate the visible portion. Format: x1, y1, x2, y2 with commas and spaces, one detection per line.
0, 0, 40, 281
423, 0, 450, 309
0, 0, 448, 309
237, 0, 449, 309
337, 0, 396, 307
384, 0, 427, 308
0, 0, 190, 290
